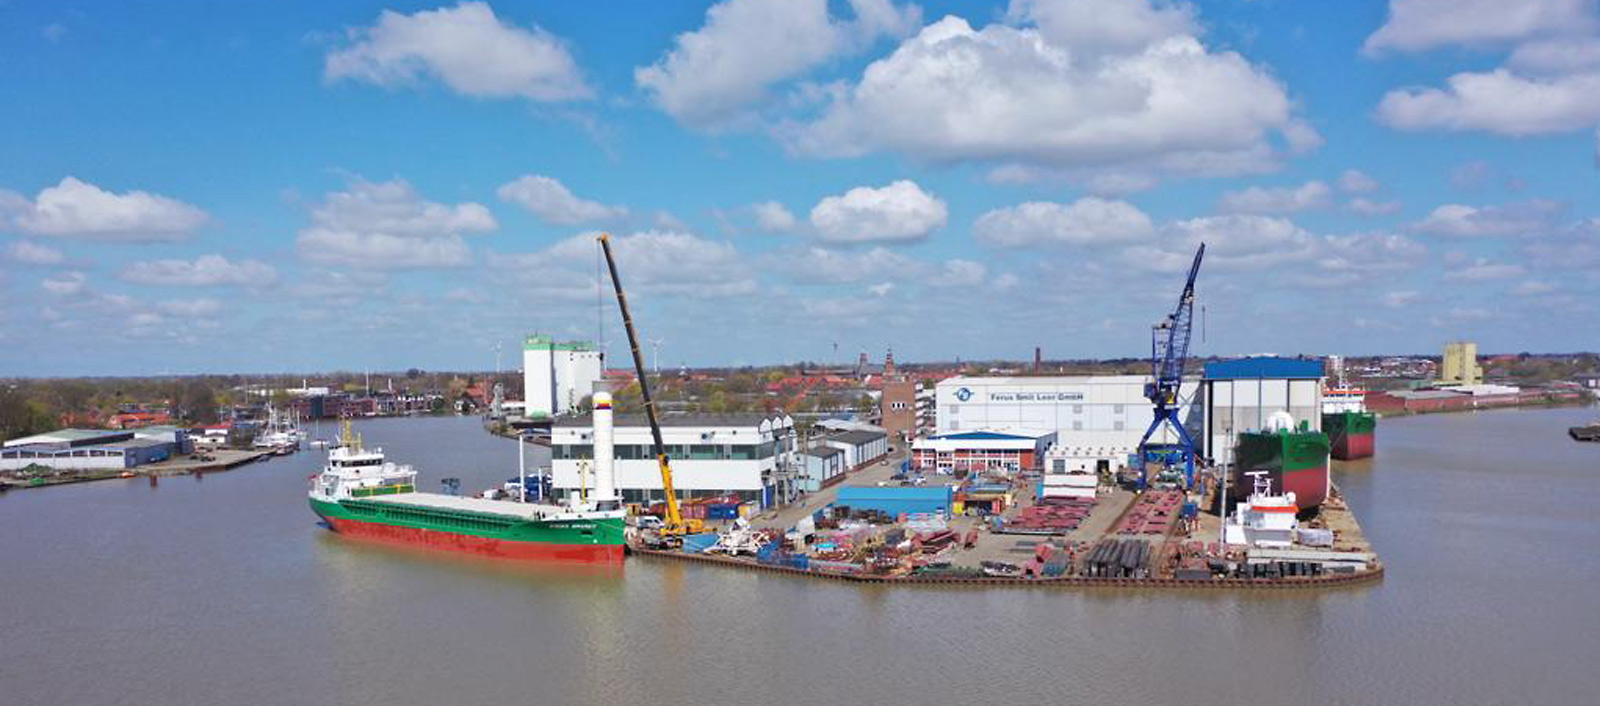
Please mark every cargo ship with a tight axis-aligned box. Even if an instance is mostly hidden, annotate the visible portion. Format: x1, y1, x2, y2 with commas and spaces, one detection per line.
1232, 413, 1330, 512
1321, 355, 1375, 460
1322, 408, 1376, 460
307, 394, 627, 564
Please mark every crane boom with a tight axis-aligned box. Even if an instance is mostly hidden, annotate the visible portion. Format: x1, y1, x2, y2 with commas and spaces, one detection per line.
1154, 244, 1205, 388
597, 233, 685, 532
1137, 243, 1205, 488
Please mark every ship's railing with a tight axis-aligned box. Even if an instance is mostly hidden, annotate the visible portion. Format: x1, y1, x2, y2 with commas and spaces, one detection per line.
350, 484, 415, 498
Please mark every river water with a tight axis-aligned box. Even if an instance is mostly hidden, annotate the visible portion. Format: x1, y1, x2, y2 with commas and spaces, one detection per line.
3, 409, 1599, 706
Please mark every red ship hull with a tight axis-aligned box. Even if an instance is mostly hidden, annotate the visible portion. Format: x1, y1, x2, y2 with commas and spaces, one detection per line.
1331, 432, 1374, 460
325, 516, 626, 565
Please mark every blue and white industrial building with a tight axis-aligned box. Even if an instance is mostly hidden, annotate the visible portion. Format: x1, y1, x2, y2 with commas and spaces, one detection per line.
1201, 357, 1326, 465
0, 427, 189, 471
935, 375, 1201, 474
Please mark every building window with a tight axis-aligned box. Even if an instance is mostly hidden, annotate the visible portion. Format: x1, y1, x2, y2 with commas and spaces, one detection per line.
555, 444, 593, 460
689, 444, 719, 460
1113, 404, 1124, 414
1074, 405, 1084, 414
1114, 421, 1124, 431
1073, 421, 1083, 431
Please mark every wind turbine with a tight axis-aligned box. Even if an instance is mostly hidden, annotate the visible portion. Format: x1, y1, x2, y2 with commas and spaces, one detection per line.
647, 338, 665, 374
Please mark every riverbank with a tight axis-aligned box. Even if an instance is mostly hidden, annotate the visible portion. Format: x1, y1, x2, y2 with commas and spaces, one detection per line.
0, 448, 275, 491
1371, 390, 1592, 418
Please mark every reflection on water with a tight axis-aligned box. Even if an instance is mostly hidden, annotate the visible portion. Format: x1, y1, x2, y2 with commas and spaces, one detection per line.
3, 408, 1599, 706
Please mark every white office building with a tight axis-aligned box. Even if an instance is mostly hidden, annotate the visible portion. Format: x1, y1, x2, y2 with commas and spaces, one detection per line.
935, 376, 1201, 472
522, 334, 603, 419
551, 412, 795, 507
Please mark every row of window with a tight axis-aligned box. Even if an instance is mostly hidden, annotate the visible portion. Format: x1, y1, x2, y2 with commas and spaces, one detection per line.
549, 488, 760, 505
553, 442, 777, 461
2, 449, 123, 459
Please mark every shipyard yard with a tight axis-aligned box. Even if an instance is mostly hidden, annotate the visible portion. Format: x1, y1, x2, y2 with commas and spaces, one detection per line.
3, 410, 1598, 706
8, 2, 1600, 704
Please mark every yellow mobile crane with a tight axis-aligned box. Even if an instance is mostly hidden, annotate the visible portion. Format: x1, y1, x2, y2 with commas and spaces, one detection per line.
598, 233, 703, 544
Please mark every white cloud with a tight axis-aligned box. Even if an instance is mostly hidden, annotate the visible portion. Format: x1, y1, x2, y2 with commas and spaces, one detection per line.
1376, 68, 1600, 136
503, 230, 757, 299
299, 231, 474, 269
1313, 232, 1427, 287
1512, 279, 1556, 295
1348, 198, 1403, 216
635, 0, 919, 128
1508, 35, 1600, 74
1363, 0, 1596, 54
1366, 1, 1600, 138
786, 7, 1309, 180
653, 211, 688, 232
809, 180, 946, 244
443, 287, 488, 304
1217, 181, 1332, 214
496, 174, 626, 225
121, 254, 279, 287
1443, 257, 1527, 281
867, 282, 895, 297
157, 298, 223, 316
41, 272, 87, 297
296, 179, 496, 269
1450, 160, 1496, 190
1125, 214, 1319, 272
325, 1, 590, 101
752, 201, 799, 232
9, 177, 208, 241
775, 246, 922, 284
1382, 290, 1421, 308
1006, 0, 1196, 58
6, 241, 65, 265
938, 259, 987, 287
1338, 169, 1380, 193
1412, 200, 1562, 237
974, 197, 1154, 247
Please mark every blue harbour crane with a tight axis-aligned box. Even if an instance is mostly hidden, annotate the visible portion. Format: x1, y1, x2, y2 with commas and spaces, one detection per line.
1136, 243, 1205, 489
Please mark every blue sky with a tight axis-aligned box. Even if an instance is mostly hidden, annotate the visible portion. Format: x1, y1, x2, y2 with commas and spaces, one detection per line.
2, 0, 1597, 376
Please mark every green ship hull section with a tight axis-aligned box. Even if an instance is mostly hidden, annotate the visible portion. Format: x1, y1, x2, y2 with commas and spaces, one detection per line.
309, 496, 627, 547
1322, 411, 1376, 436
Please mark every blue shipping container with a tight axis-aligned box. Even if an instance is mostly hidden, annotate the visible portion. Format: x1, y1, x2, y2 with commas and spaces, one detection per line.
681, 532, 720, 554
835, 486, 953, 518
707, 504, 739, 520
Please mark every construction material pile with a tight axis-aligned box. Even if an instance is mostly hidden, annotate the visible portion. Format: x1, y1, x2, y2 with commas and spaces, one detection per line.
1080, 538, 1151, 578
1023, 542, 1074, 578
1114, 490, 1184, 536
1000, 497, 1095, 535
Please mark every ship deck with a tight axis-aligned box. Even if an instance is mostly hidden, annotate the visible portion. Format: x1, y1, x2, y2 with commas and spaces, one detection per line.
361, 492, 563, 521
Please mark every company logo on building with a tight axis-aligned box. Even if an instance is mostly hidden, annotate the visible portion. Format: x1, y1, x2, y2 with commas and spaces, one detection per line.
954, 387, 973, 402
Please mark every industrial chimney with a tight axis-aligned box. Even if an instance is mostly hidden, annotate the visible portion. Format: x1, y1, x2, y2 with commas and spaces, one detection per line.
591, 391, 618, 504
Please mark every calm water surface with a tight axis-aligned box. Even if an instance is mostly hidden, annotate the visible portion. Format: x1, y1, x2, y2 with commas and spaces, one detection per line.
4, 410, 1599, 706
